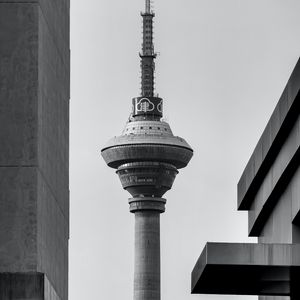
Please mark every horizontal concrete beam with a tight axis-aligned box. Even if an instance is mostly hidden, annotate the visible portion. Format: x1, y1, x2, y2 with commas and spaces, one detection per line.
238, 58, 300, 210
191, 243, 300, 296
248, 113, 300, 236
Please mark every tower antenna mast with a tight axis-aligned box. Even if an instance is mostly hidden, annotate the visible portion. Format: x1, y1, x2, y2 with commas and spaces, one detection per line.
145, 0, 151, 13
140, 0, 156, 97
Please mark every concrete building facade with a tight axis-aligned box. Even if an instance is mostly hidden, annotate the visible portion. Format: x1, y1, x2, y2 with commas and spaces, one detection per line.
0, 1, 70, 299
191, 58, 300, 299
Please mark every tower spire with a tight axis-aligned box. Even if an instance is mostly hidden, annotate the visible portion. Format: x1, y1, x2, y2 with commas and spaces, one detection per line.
140, 0, 156, 97
145, 0, 151, 14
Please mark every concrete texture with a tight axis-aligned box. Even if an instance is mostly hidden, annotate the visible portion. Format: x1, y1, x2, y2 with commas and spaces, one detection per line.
238, 59, 300, 210
256, 164, 300, 244
0, 273, 43, 300
134, 212, 161, 300
0, 4, 38, 166
37, 1, 70, 297
0, 167, 37, 272
248, 112, 300, 236
37, 171, 68, 300
0, 0, 69, 299
192, 243, 300, 296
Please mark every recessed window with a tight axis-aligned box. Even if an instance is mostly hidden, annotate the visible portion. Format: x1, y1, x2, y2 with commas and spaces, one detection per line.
141, 127, 144, 129
149, 127, 152, 129
157, 127, 160, 130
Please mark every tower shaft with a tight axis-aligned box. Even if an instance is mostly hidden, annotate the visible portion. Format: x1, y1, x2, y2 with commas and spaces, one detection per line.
129, 197, 166, 300
134, 211, 161, 300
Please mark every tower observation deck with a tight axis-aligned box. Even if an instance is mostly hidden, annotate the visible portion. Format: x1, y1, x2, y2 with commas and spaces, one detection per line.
101, 1, 193, 299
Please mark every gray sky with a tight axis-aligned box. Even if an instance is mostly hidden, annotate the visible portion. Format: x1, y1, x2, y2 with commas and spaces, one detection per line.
70, 1, 300, 299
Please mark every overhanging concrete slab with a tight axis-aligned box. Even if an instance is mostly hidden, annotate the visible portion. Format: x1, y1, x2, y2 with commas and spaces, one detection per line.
237, 58, 300, 211
191, 243, 300, 296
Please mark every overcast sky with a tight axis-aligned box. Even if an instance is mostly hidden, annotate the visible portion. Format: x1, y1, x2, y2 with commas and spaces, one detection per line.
70, 1, 300, 299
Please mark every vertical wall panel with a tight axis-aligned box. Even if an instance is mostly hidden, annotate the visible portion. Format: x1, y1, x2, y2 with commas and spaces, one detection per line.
0, 0, 69, 299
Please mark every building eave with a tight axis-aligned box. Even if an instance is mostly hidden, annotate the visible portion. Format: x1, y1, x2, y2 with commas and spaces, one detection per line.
191, 242, 300, 296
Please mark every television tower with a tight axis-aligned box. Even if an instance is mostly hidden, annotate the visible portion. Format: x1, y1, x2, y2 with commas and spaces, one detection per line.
101, 0, 193, 299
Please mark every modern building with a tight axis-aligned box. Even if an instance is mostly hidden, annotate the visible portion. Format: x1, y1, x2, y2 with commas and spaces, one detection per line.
191, 58, 300, 299
0, 1, 70, 299
101, 0, 193, 299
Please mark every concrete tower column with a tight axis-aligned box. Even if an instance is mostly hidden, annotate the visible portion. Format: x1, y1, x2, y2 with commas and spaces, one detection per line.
129, 198, 166, 300
0, 1, 69, 299
134, 212, 160, 300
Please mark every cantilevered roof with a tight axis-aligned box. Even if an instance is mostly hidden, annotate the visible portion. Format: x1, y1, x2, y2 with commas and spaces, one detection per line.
192, 243, 300, 296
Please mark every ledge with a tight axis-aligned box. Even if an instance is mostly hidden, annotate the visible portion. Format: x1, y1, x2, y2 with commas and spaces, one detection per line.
238, 58, 300, 210
191, 243, 300, 296
248, 115, 300, 236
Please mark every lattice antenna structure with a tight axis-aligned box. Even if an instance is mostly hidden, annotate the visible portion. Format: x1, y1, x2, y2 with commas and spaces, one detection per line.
140, 0, 156, 97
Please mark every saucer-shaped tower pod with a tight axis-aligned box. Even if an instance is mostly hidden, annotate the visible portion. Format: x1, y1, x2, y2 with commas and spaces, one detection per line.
102, 120, 193, 199
101, 0, 193, 299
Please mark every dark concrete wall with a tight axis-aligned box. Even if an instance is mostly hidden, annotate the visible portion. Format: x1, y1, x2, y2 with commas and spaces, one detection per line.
0, 1, 39, 273
256, 110, 300, 300
0, 3, 38, 166
258, 164, 300, 244
0, 1, 69, 299
0, 273, 62, 300
0, 167, 38, 272
249, 112, 300, 237
238, 60, 300, 300
237, 59, 300, 239
0, 273, 43, 300
238, 59, 300, 211
37, 2, 69, 298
